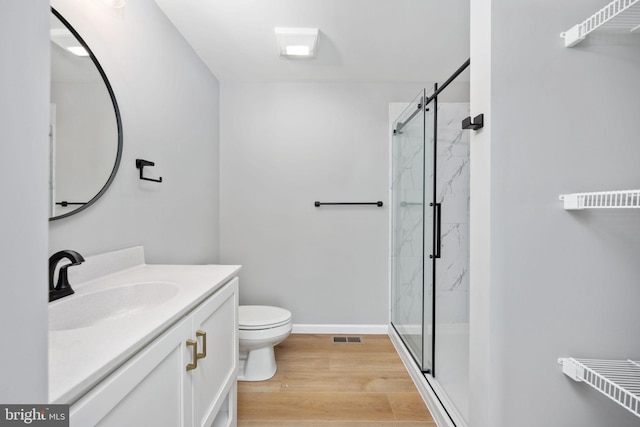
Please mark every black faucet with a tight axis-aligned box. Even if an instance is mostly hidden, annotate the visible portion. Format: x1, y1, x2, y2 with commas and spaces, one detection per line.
49, 250, 85, 302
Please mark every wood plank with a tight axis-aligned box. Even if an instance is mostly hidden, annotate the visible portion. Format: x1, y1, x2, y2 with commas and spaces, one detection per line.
238, 392, 396, 421
329, 352, 407, 372
276, 353, 332, 372
388, 392, 435, 422
278, 371, 418, 393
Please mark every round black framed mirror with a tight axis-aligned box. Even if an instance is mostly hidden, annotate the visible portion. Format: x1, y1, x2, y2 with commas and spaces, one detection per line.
49, 8, 122, 221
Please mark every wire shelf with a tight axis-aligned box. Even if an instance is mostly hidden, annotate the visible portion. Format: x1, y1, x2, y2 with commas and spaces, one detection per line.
561, 0, 640, 47
558, 358, 640, 417
559, 189, 640, 210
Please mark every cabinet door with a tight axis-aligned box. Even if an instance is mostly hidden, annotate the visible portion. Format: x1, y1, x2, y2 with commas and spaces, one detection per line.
70, 317, 194, 427
190, 278, 238, 427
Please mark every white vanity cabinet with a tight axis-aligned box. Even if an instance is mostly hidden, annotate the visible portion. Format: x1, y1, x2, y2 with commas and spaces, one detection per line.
69, 277, 239, 427
191, 278, 238, 427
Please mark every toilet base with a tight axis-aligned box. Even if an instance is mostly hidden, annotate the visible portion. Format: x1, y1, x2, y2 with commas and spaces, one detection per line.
238, 346, 277, 381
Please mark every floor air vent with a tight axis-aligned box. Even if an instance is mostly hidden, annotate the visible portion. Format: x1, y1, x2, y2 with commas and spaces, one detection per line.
332, 336, 362, 344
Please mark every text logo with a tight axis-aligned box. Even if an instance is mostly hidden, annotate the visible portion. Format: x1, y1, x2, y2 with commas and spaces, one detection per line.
0, 405, 68, 426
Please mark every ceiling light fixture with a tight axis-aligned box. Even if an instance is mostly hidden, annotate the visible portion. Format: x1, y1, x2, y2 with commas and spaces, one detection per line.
274, 27, 319, 58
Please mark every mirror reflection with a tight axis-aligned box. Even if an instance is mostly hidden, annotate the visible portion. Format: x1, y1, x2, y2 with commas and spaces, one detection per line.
49, 10, 121, 220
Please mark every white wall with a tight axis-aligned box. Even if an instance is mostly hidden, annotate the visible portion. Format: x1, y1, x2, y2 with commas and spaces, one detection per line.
0, 0, 50, 403
471, 0, 640, 426
469, 0, 492, 424
220, 82, 433, 325
49, 0, 221, 264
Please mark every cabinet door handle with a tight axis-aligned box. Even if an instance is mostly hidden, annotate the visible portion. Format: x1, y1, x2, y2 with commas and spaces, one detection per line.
196, 330, 207, 360
186, 339, 198, 371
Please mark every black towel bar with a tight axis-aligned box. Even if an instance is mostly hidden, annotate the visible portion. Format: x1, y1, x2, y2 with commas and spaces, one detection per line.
314, 201, 383, 207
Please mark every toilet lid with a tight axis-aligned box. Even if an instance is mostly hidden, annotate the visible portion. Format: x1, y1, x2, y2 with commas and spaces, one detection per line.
239, 305, 292, 330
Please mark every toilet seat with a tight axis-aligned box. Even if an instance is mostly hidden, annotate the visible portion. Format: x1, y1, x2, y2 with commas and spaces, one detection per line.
239, 305, 292, 330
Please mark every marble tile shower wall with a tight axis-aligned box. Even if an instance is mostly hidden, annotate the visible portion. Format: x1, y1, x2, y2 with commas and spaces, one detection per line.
392, 103, 470, 328
391, 114, 425, 332
435, 103, 470, 324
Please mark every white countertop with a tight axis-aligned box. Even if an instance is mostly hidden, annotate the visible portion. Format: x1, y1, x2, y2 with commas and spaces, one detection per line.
48, 247, 241, 404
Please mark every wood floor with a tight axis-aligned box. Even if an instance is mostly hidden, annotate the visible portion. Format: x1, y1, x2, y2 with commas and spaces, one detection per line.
237, 334, 436, 426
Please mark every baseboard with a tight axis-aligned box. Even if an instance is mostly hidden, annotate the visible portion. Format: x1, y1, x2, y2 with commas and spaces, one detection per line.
388, 325, 459, 427
292, 324, 388, 334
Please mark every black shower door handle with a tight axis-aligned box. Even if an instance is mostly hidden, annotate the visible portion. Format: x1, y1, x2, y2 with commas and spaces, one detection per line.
428, 202, 442, 259
434, 202, 442, 259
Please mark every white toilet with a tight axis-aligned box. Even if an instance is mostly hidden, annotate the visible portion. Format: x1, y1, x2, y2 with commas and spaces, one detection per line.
238, 305, 292, 381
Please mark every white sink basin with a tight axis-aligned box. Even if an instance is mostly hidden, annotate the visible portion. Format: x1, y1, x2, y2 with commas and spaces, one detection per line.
49, 282, 179, 331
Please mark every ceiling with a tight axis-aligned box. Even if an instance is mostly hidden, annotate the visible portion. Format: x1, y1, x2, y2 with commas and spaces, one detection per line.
153, 0, 470, 83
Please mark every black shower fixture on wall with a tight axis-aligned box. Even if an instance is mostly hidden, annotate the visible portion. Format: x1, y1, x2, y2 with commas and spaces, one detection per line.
462, 114, 484, 130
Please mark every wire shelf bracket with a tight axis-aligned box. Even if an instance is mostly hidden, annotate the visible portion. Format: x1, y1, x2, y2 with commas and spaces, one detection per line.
559, 189, 640, 210
561, 0, 640, 47
558, 358, 640, 418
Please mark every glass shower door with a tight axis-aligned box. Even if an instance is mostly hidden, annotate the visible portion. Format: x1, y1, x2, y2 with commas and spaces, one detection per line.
391, 60, 471, 425
432, 78, 471, 422
391, 90, 435, 373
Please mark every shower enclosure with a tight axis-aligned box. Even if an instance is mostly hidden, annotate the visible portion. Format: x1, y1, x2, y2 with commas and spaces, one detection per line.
390, 60, 470, 425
